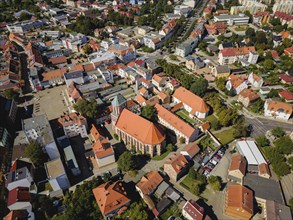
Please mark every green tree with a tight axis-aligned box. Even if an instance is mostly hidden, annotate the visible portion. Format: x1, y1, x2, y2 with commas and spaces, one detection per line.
141, 105, 158, 122
271, 127, 285, 138
208, 176, 221, 191
215, 77, 226, 91
274, 136, 293, 155
218, 108, 238, 127
273, 161, 291, 177
190, 78, 209, 97
117, 152, 136, 172
24, 141, 46, 167
19, 12, 32, 21
211, 119, 221, 130
283, 38, 292, 48
3, 88, 19, 101
256, 31, 267, 44
263, 59, 275, 70
82, 44, 93, 55
118, 201, 149, 220
233, 123, 248, 139
256, 135, 270, 147
267, 89, 280, 98
249, 99, 264, 113
190, 183, 200, 195
166, 143, 174, 152
73, 99, 98, 118
245, 28, 256, 38
188, 168, 196, 180
180, 74, 195, 90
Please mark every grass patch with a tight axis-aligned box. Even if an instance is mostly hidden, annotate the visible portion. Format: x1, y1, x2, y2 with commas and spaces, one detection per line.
160, 203, 181, 219
152, 150, 170, 161
203, 115, 217, 124
45, 182, 53, 192
181, 176, 196, 189
214, 128, 235, 145
176, 110, 197, 125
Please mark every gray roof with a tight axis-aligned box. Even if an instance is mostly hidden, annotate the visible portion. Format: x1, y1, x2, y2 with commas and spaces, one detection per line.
266, 200, 292, 220
111, 94, 127, 107
6, 167, 30, 184
243, 174, 284, 205
165, 187, 181, 202
155, 181, 169, 197
216, 65, 230, 74
64, 70, 83, 80
23, 114, 49, 130
156, 198, 172, 213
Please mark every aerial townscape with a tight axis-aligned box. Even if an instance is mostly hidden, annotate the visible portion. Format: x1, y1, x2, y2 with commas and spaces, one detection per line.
1, 0, 293, 219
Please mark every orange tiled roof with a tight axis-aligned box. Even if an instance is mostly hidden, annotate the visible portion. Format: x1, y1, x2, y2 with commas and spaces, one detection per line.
229, 74, 246, 89
173, 86, 209, 114
155, 104, 197, 138
49, 56, 67, 65
58, 112, 86, 127
266, 99, 293, 115
259, 163, 270, 176
136, 94, 146, 105
136, 171, 163, 195
115, 109, 165, 145
239, 88, 259, 101
229, 154, 247, 176
165, 153, 189, 174
42, 67, 67, 81
152, 74, 163, 84
93, 181, 130, 216
226, 185, 253, 216
182, 142, 200, 158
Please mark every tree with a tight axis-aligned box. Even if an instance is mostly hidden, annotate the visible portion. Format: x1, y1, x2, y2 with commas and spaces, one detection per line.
256, 31, 267, 44
114, 134, 119, 140
211, 119, 221, 130
3, 88, 19, 101
267, 89, 280, 98
245, 28, 255, 38
283, 38, 292, 48
118, 201, 149, 220
166, 143, 174, 152
249, 99, 264, 113
141, 105, 158, 122
232, 123, 248, 139
256, 135, 270, 148
82, 44, 93, 55
274, 136, 293, 155
180, 74, 195, 90
188, 168, 196, 180
190, 78, 209, 97
24, 141, 46, 167
271, 127, 285, 138
190, 183, 200, 195
215, 77, 226, 91
19, 12, 32, 21
73, 99, 98, 118
208, 176, 221, 191
117, 152, 136, 172
263, 59, 275, 70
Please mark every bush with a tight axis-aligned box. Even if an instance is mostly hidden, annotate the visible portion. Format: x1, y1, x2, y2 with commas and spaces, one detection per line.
166, 143, 175, 152
188, 168, 196, 180
113, 134, 119, 140
271, 127, 286, 138
256, 135, 270, 148
128, 170, 138, 177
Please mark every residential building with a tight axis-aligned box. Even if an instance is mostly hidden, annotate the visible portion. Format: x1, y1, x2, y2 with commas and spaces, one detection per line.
164, 153, 189, 181
114, 109, 166, 157
212, 65, 230, 78
175, 39, 198, 57
264, 200, 292, 220
180, 142, 200, 160
226, 74, 248, 95
57, 136, 81, 176
109, 44, 136, 63
182, 200, 205, 220
248, 73, 264, 88
88, 124, 115, 168
22, 115, 60, 160
279, 90, 293, 102
230, 3, 267, 15
41, 67, 67, 88
204, 22, 228, 35
44, 158, 70, 195
6, 20, 44, 33
279, 73, 293, 84
218, 46, 256, 65
143, 33, 163, 50
214, 14, 250, 25
185, 56, 205, 71
155, 104, 199, 143
224, 185, 254, 220
7, 187, 32, 212
136, 171, 163, 198
62, 34, 87, 52
93, 181, 131, 219
159, 19, 177, 38
64, 70, 84, 87
284, 46, 293, 57
3, 210, 34, 220
58, 112, 88, 138
97, 66, 114, 83
273, 2, 293, 14
264, 99, 292, 120
238, 88, 260, 107
227, 154, 247, 184
173, 86, 209, 118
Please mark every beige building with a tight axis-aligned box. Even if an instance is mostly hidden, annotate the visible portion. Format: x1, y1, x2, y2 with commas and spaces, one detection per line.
164, 153, 189, 181
227, 154, 247, 184
238, 88, 260, 107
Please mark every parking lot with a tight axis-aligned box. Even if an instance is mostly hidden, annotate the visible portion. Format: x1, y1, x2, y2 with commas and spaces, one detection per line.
30, 85, 72, 120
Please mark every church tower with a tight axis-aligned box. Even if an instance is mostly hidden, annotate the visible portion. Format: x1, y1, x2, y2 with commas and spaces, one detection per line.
111, 94, 127, 129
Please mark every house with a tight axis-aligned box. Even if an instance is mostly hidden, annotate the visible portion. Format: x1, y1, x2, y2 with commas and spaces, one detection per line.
279, 90, 293, 102
284, 46, 293, 56
227, 154, 247, 184
175, 38, 198, 57
7, 187, 32, 212
226, 74, 248, 95
136, 171, 163, 198
185, 56, 205, 71
260, 87, 270, 95
41, 67, 67, 88
212, 65, 230, 78
159, 19, 177, 37
182, 200, 205, 220
258, 163, 270, 179
5, 166, 36, 193
88, 124, 115, 168
279, 73, 293, 84
155, 104, 199, 143
248, 73, 264, 88
23, 115, 60, 160
109, 44, 136, 63
139, 87, 148, 97
3, 210, 34, 220
224, 185, 254, 220
164, 153, 189, 181
173, 86, 209, 118
93, 181, 131, 219
180, 142, 200, 161
157, 92, 170, 104
44, 158, 70, 195
57, 112, 88, 138
238, 88, 260, 107
204, 22, 228, 35
113, 109, 165, 157
264, 99, 292, 120
152, 74, 166, 91
218, 46, 256, 65
64, 70, 84, 87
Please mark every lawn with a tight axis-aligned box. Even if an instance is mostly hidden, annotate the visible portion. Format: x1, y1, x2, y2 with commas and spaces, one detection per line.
203, 115, 217, 124
176, 110, 197, 125
180, 176, 196, 190
214, 128, 235, 145
152, 150, 171, 161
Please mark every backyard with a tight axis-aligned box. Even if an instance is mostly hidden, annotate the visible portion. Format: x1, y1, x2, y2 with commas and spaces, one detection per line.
176, 109, 198, 126
214, 128, 235, 145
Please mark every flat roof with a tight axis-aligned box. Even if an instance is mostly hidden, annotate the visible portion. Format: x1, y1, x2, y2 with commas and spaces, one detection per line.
236, 140, 266, 165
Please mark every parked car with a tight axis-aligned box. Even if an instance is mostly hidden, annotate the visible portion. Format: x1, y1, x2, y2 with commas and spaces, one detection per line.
204, 167, 212, 172
210, 159, 218, 166
206, 162, 215, 169
214, 154, 221, 160
213, 156, 220, 162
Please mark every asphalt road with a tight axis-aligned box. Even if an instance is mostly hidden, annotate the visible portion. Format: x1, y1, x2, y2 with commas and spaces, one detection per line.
245, 117, 293, 138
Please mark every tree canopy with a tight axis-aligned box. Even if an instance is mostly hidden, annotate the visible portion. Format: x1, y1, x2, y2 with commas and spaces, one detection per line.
256, 135, 270, 148
117, 152, 136, 172
141, 105, 158, 122
73, 99, 98, 119
24, 141, 46, 167
116, 201, 149, 220
190, 78, 209, 97
3, 88, 19, 101
271, 127, 285, 138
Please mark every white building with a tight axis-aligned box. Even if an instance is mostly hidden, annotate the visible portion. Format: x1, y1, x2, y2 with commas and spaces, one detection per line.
226, 74, 248, 94
97, 66, 114, 83
175, 39, 198, 57
58, 112, 88, 138
264, 99, 292, 120
64, 70, 84, 87
6, 20, 44, 33
248, 73, 264, 88
40, 30, 61, 39
214, 14, 250, 25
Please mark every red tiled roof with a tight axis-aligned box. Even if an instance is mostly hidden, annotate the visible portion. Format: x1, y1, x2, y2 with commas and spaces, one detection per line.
182, 142, 200, 158
7, 187, 30, 207
229, 154, 247, 176
279, 90, 293, 101
279, 74, 293, 83
165, 153, 189, 174
183, 200, 204, 220
136, 171, 163, 195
